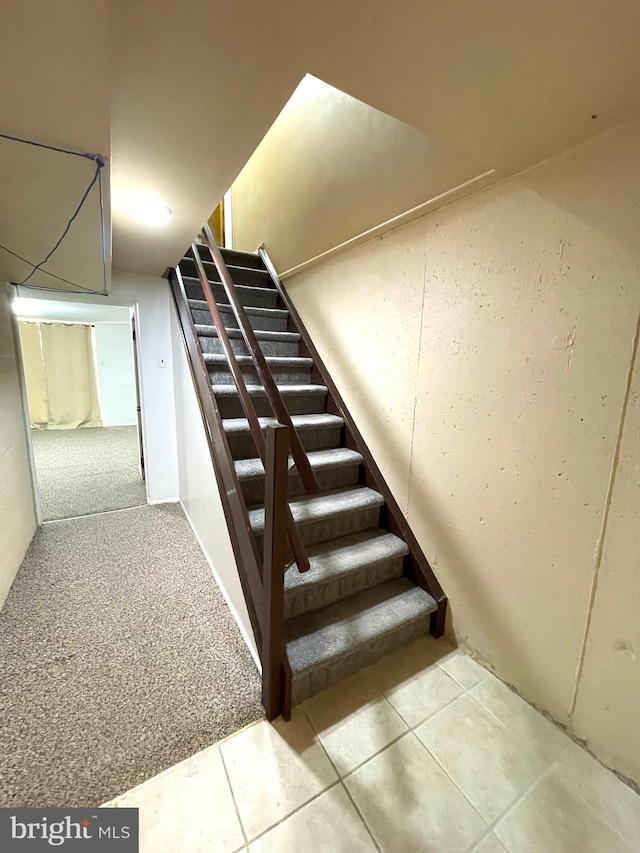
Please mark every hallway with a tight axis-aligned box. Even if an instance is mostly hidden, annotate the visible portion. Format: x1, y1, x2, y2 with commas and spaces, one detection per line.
32, 426, 147, 521
0, 503, 263, 806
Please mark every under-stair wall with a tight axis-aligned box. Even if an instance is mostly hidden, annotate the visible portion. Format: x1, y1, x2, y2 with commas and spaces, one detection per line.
270, 122, 640, 785
169, 302, 260, 664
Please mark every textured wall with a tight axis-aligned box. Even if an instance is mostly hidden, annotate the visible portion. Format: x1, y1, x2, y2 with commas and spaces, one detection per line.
285, 122, 640, 783
0, 287, 37, 608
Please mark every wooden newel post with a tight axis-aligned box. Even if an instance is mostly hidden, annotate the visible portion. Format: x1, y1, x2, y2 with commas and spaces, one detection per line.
262, 423, 290, 720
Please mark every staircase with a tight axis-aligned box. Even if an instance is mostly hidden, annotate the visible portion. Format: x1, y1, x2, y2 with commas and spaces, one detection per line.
170, 228, 446, 718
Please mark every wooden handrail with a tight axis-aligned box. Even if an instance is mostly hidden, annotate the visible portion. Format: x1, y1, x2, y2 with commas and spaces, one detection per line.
190, 241, 310, 574
201, 224, 320, 496
258, 245, 448, 635
261, 423, 289, 719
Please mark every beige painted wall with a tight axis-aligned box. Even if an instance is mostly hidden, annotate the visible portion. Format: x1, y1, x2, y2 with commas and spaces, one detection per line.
232, 76, 483, 272
285, 122, 640, 783
0, 287, 37, 608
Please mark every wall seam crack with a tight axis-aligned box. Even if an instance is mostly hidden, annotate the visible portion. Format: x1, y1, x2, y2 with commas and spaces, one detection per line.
406, 248, 429, 515
568, 309, 640, 722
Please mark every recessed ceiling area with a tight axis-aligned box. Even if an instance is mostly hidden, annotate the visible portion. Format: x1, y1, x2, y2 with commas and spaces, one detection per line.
0, 137, 107, 294
1, 0, 639, 287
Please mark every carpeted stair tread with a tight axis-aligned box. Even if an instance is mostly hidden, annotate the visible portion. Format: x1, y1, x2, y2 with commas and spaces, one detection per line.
195, 325, 300, 344
285, 578, 437, 676
204, 353, 313, 370
182, 276, 276, 298
215, 383, 326, 398
222, 412, 343, 435
187, 245, 264, 270
284, 529, 408, 592
189, 259, 273, 281
188, 299, 288, 320
235, 447, 362, 481
248, 486, 383, 534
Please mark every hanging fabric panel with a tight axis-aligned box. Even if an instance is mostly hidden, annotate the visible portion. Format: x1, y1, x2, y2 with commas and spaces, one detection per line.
39, 323, 102, 429
17, 322, 49, 429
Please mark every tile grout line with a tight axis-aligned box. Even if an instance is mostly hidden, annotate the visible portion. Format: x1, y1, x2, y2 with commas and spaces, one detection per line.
317, 664, 491, 841
219, 747, 250, 849
380, 664, 539, 848
223, 712, 342, 846
245, 778, 344, 846
569, 308, 640, 721
300, 705, 383, 852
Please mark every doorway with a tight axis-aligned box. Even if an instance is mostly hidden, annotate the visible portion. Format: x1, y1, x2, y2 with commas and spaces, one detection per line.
15, 299, 147, 521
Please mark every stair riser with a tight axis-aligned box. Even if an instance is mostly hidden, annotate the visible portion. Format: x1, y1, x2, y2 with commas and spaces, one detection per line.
220, 249, 264, 270
240, 462, 361, 507
184, 279, 278, 309
199, 334, 299, 358
181, 258, 273, 287
227, 425, 342, 460
284, 554, 405, 621
191, 306, 288, 333
189, 245, 265, 268
290, 614, 430, 705
254, 506, 381, 554
208, 363, 311, 386
216, 391, 326, 419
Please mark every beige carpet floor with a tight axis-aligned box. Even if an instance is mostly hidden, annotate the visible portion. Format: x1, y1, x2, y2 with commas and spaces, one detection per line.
31, 426, 147, 521
0, 503, 263, 807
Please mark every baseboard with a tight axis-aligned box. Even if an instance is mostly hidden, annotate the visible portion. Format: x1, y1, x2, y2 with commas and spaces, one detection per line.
179, 498, 262, 673
102, 421, 138, 428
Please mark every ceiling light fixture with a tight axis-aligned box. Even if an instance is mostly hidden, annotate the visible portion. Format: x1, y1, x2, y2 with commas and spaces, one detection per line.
128, 194, 172, 226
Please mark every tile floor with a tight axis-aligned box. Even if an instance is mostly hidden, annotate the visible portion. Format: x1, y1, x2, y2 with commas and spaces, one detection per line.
105, 638, 640, 852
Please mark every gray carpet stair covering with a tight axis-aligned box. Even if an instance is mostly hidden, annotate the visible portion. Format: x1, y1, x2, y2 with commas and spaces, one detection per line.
182, 246, 437, 706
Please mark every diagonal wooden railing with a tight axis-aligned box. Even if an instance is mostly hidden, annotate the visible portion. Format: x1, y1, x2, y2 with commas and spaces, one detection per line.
201, 224, 320, 495
189, 238, 311, 575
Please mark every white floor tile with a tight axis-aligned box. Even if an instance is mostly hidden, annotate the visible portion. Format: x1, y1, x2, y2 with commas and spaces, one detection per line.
106, 745, 244, 853
415, 693, 548, 822
494, 768, 635, 853
220, 708, 337, 840
550, 742, 640, 847
371, 657, 464, 728
303, 672, 407, 775
249, 784, 377, 852
344, 733, 487, 852
470, 675, 571, 763
438, 650, 488, 689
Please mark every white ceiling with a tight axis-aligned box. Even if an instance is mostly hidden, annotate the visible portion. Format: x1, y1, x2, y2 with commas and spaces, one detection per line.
1, 0, 639, 289
0, 0, 110, 294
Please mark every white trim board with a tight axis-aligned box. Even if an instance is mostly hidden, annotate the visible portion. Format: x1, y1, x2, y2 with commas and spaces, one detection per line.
279, 169, 497, 279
